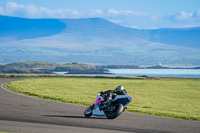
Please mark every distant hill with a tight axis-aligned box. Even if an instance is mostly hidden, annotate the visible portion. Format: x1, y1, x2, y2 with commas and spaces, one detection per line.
0, 15, 66, 41
148, 27, 200, 48
0, 61, 107, 74
61, 18, 200, 48
0, 15, 200, 65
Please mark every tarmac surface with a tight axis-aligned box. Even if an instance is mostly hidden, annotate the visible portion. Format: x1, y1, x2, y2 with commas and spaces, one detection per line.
0, 78, 200, 133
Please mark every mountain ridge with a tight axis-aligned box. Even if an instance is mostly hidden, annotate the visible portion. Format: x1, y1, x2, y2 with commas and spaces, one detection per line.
0, 15, 200, 65
0, 15, 66, 41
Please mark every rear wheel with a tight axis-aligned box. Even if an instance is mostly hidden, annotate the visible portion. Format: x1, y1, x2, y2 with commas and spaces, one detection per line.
84, 105, 93, 117
105, 103, 123, 119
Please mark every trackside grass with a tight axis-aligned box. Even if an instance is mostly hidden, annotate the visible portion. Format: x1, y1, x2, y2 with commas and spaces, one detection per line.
5, 77, 200, 121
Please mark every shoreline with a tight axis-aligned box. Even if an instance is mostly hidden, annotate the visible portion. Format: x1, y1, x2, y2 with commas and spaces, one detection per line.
0, 73, 200, 79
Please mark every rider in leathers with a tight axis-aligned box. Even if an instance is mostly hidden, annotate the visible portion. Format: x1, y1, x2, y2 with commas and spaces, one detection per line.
100, 85, 128, 101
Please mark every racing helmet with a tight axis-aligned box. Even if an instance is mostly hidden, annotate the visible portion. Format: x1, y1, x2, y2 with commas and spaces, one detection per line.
115, 85, 124, 92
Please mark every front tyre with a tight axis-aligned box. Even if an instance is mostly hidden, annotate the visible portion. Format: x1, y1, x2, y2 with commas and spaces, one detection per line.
105, 103, 123, 119
84, 105, 93, 117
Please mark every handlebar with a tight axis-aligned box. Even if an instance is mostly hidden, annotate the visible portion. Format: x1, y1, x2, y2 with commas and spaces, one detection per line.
100, 90, 116, 95
100, 89, 128, 96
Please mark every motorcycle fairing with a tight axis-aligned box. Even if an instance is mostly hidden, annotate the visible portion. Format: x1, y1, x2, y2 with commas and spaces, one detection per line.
92, 94, 106, 116
95, 94, 105, 104
112, 95, 132, 106
92, 103, 106, 116
92, 94, 132, 117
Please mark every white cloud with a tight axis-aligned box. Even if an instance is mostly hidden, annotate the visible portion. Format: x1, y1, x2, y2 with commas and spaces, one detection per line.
174, 11, 192, 21
165, 9, 200, 28
106, 9, 148, 18
4, 2, 23, 15
121, 10, 148, 17
0, 2, 81, 18
0, 2, 200, 29
107, 9, 120, 15
85, 9, 103, 18
6, 2, 23, 10
193, 9, 200, 20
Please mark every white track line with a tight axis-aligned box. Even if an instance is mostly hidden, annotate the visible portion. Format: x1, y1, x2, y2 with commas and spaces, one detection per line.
0, 82, 86, 107
1, 83, 55, 101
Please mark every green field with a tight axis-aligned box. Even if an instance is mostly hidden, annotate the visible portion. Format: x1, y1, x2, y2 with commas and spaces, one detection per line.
5, 77, 200, 121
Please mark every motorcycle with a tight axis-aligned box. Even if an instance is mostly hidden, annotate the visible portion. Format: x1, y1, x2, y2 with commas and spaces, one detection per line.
84, 90, 132, 119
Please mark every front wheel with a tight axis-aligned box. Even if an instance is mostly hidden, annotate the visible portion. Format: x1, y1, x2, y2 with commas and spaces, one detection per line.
105, 103, 123, 119
84, 105, 93, 117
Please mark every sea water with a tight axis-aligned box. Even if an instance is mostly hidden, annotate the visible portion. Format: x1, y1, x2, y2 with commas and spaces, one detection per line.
108, 69, 200, 78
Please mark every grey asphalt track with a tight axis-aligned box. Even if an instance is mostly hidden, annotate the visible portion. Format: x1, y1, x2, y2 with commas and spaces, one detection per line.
0, 78, 200, 133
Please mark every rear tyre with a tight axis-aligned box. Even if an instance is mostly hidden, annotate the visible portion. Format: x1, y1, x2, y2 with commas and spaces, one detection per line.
105, 103, 123, 119
84, 105, 93, 117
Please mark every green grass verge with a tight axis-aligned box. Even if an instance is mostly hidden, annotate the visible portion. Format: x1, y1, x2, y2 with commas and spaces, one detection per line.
5, 77, 200, 121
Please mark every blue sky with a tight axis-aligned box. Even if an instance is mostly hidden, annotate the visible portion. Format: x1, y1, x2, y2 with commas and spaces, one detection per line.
0, 0, 200, 29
